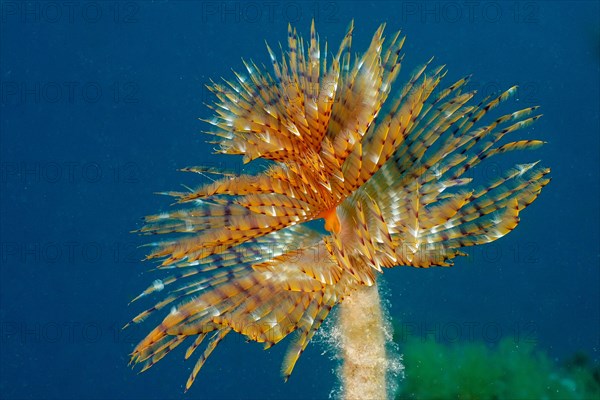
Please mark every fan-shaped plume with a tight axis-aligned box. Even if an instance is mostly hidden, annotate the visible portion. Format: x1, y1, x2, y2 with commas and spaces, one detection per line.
127, 21, 549, 391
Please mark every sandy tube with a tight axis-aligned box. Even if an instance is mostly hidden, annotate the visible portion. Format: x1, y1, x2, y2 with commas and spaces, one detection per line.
339, 283, 388, 400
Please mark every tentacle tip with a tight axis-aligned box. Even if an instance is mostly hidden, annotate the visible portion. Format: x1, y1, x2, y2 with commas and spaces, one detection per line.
128, 294, 143, 306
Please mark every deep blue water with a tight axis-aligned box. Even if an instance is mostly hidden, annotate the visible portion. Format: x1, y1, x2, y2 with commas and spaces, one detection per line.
1, 1, 598, 399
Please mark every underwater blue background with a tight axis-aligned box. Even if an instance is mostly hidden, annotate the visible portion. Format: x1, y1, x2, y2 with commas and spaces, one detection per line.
1, 1, 598, 398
